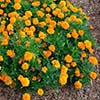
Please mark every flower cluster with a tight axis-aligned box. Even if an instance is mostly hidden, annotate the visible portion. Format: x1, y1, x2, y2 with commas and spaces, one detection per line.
0, 0, 98, 100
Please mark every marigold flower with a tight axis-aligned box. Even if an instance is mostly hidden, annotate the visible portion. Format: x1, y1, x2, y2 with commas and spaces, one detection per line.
6, 50, 15, 58
39, 31, 46, 39
10, 17, 16, 24
60, 21, 69, 30
75, 68, 80, 77
71, 62, 77, 67
89, 72, 97, 80
47, 28, 55, 34
50, 3, 56, 9
32, 18, 39, 25
43, 50, 52, 58
22, 93, 31, 100
25, 11, 32, 18
78, 30, 84, 36
36, 10, 44, 17
78, 42, 85, 50
48, 45, 55, 52
59, 0, 66, 7
0, 56, 3, 62
42, 66, 48, 73
81, 52, 87, 58
71, 7, 78, 13
32, 1, 40, 6
14, 0, 21, 3
61, 65, 68, 74
59, 73, 68, 85
1, 39, 9, 46
84, 40, 92, 49
37, 88, 44, 96
32, 76, 37, 81
21, 63, 29, 70
88, 56, 98, 65
57, 12, 64, 19
7, 24, 13, 31
72, 29, 79, 39
51, 60, 60, 69
64, 54, 73, 63
74, 81, 82, 89
24, 51, 35, 61
66, 33, 71, 38
0, 9, 4, 15
25, 20, 31, 26
13, 3, 21, 10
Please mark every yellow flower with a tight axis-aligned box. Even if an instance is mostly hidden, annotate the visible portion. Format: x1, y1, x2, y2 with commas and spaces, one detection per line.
38, 21, 46, 27
45, 7, 51, 12
10, 17, 16, 24
57, 12, 64, 19
89, 72, 97, 80
50, 3, 56, 9
61, 65, 68, 74
84, 40, 92, 49
25, 20, 31, 26
0, 9, 4, 15
74, 81, 82, 89
71, 7, 78, 13
59, 0, 66, 7
7, 24, 13, 31
36, 10, 44, 17
24, 51, 35, 61
21, 63, 29, 71
70, 15, 77, 21
88, 56, 98, 65
37, 88, 44, 96
32, 76, 37, 81
0, 56, 3, 62
39, 31, 46, 39
66, 33, 71, 38
25, 11, 32, 18
42, 66, 48, 73
78, 42, 85, 50
13, 3, 21, 10
59, 73, 68, 85
48, 45, 55, 52
6, 50, 15, 58
19, 31, 26, 38
81, 52, 87, 58
51, 60, 60, 69
14, 0, 21, 3
64, 54, 73, 63
72, 29, 79, 39
22, 93, 31, 100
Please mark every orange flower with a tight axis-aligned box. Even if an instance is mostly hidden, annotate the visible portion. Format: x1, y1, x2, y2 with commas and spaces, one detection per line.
36, 10, 44, 17
64, 54, 73, 63
81, 51, 87, 58
43, 50, 52, 58
19, 31, 26, 38
37, 88, 44, 96
60, 21, 69, 30
10, 17, 16, 24
78, 42, 85, 50
39, 31, 46, 39
57, 12, 64, 19
1, 39, 9, 46
32, 1, 40, 6
30, 26, 36, 32
72, 29, 79, 39
71, 62, 77, 67
48, 45, 55, 52
66, 33, 71, 38
89, 72, 97, 80
20, 77, 30, 87
6, 50, 15, 58
75, 68, 80, 77
13, 3, 21, 10
45, 7, 51, 12
0, 9, 4, 15
32, 76, 37, 81
74, 81, 82, 89
50, 3, 56, 9
42, 66, 48, 73
24, 51, 34, 61
7, 24, 13, 31
78, 30, 84, 36
51, 60, 60, 69
0, 56, 3, 62
32, 18, 39, 25
21, 63, 29, 70
59, 0, 66, 7
14, 0, 21, 3
47, 28, 55, 34
88, 56, 98, 65
71, 7, 78, 13
61, 65, 68, 74
22, 93, 31, 100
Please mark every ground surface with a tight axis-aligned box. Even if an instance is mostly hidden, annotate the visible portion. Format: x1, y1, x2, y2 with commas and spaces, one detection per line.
0, 0, 100, 100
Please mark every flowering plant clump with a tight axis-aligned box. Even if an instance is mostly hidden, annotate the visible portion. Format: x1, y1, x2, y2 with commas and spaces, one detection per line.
0, 0, 98, 99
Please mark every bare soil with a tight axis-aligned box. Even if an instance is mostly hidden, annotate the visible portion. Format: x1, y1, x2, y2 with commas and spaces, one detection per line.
0, 0, 100, 100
